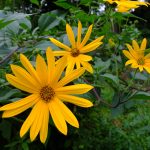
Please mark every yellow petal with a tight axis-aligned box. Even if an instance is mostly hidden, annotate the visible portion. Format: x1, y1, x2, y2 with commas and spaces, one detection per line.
55, 84, 93, 95
2, 98, 38, 118
55, 97, 79, 128
139, 66, 144, 72
145, 53, 150, 59
77, 21, 82, 46
20, 100, 41, 138
131, 63, 138, 68
80, 42, 101, 53
20, 54, 41, 84
53, 51, 69, 56
76, 59, 80, 69
6, 74, 38, 93
140, 38, 147, 52
86, 36, 104, 46
57, 94, 93, 107
50, 56, 67, 86
46, 47, 55, 84
0, 94, 38, 110
48, 99, 67, 135
65, 58, 75, 75
126, 44, 138, 59
80, 61, 93, 73
55, 56, 67, 65
40, 104, 49, 143
56, 68, 85, 88
122, 50, 134, 60
144, 66, 150, 73
11, 65, 40, 89
145, 59, 150, 64
125, 60, 135, 66
50, 38, 71, 51
30, 101, 44, 142
132, 40, 140, 51
46, 47, 55, 71
36, 55, 48, 85
66, 24, 76, 48
78, 54, 92, 61
80, 24, 93, 48
117, 6, 130, 12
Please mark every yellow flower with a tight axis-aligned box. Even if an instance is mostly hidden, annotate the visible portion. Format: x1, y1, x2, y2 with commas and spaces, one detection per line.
50, 21, 104, 75
0, 47, 93, 143
108, 38, 115, 48
123, 38, 150, 73
105, 0, 149, 12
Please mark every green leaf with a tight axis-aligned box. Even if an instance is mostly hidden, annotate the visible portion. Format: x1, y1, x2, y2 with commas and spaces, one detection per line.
5, 141, 21, 148
0, 120, 11, 140
30, 0, 39, 6
79, 0, 92, 6
22, 142, 29, 150
111, 93, 124, 117
6, 12, 31, 20
75, 11, 97, 23
54, 1, 76, 9
38, 10, 66, 32
111, 105, 124, 117
129, 91, 150, 101
101, 83, 114, 101
101, 73, 119, 86
0, 19, 14, 30
0, 89, 21, 101
35, 41, 58, 50
94, 57, 110, 73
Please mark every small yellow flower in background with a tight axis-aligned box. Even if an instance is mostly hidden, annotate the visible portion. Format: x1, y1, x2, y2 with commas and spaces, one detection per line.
50, 21, 104, 75
105, 0, 149, 12
0, 47, 93, 143
123, 38, 150, 73
108, 38, 115, 48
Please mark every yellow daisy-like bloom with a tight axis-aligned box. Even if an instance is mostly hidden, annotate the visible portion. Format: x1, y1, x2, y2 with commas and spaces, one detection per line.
108, 38, 115, 48
105, 0, 149, 12
123, 38, 150, 73
50, 21, 104, 75
0, 47, 93, 143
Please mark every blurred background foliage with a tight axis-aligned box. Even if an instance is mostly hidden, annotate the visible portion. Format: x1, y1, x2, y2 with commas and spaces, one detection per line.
1, 0, 150, 149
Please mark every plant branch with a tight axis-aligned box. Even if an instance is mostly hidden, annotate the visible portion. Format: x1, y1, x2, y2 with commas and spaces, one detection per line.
82, 77, 113, 108
0, 47, 20, 65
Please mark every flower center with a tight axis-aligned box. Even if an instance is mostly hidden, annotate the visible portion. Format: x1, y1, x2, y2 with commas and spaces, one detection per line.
137, 58, 145, 65
40, 86, 55, 103
71, 48, 80, 57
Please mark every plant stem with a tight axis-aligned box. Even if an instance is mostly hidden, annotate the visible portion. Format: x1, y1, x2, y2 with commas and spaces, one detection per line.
82, 77, 113, 108
0, 47, 20, 65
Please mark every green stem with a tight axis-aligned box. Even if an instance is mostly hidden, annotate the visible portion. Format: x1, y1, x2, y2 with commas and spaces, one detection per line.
123, 68, 138, 93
